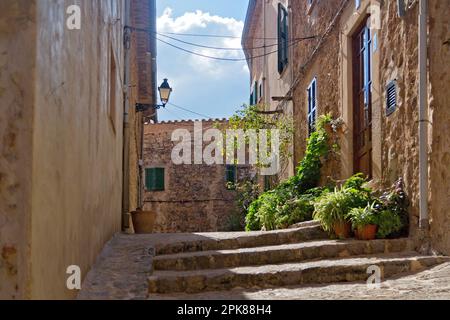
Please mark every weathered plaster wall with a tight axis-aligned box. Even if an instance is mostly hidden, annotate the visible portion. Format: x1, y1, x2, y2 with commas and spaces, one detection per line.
0, 0, 36, 299
428, 0, 450, 255
143, 120, 256, 233
29, 0, 124, 299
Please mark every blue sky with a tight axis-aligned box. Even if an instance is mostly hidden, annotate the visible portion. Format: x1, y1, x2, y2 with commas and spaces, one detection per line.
156, 0, 250, 121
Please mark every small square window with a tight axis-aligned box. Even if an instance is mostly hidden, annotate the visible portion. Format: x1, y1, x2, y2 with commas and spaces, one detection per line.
145, 168, 165, 191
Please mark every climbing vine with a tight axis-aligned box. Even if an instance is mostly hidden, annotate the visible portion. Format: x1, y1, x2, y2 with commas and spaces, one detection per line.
245, 114, 337, 231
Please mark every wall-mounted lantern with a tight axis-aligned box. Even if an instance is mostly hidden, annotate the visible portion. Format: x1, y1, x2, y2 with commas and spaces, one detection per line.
136, 78, 172, 112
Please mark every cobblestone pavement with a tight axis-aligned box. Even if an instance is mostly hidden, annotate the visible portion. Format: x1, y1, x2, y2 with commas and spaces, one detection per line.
149, 262, 450, 300
78, 233, 156, 300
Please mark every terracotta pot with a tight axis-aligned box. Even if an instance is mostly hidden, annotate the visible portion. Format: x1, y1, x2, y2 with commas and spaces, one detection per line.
355, 224, 378, 240
333, 221, 352, 239
131, 210, 157, 234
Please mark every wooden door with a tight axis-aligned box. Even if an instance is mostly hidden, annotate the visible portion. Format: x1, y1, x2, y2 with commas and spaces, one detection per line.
352, 19, 372, 179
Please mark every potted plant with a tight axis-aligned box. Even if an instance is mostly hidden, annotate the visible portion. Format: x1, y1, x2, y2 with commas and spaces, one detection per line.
313, 188, 353, 239
348, 203, 378, 240
131, 208, 157, 234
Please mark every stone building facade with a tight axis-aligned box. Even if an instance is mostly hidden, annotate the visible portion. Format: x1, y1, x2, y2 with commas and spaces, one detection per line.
0, 0, 157, 299
242, 0, 296, 181
243, 0, 450, 253
143, 120, 256, 233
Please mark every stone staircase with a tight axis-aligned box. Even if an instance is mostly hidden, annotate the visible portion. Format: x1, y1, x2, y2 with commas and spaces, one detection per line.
148, 222, 450, 295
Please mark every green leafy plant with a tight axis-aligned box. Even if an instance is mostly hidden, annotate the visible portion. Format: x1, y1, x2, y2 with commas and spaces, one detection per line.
313, 185, 372, 233
294, 114, 333, 193
230, 180, 261, 231
348, 202, 378, 229
373, 178, 409, 238
245, 114, 336, 231
222, 104, 294, 168
375, 210, 403, 238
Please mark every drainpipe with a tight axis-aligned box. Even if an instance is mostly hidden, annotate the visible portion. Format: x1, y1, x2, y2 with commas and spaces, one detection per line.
418, 0, 429, 231
122, 0, 132, 229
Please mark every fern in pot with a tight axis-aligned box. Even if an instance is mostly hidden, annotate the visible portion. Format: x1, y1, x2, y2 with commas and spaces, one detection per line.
313, 188, 353, 239
348, 203, 378, 240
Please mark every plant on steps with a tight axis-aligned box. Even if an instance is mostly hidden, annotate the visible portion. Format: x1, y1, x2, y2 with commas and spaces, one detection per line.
348, 203, 378, 240
374, 178, 409, 238
313, 184, 372, 239
245, 114, 335, 231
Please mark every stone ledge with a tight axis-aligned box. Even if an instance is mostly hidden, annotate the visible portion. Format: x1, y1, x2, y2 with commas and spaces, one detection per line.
153, 238, 413, 271
148, 254, 450, 294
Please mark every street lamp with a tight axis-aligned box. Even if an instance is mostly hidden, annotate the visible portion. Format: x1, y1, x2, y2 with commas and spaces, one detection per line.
158, 78, 172, 107
136, 78, 172, 112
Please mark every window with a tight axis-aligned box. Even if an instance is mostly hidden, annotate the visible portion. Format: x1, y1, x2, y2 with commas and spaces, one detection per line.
250, 81, 258, 105
225, 165, 237, 188
355, 0, 361, 9
145, 168, 165, 191
109, 47, 117, 133
307, 0, 317, 14
264, 176, 271, 192
277, 4, 289, 74
386, 80, 397, 116
258, 78, 264, 102
307, 78, 317, 136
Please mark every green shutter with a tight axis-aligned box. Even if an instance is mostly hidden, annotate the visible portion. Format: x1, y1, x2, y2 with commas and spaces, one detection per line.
145, 168, 165, 191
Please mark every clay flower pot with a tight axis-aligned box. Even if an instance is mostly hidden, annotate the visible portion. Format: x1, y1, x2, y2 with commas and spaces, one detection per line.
333, 221, 352, 239
131, 210, 157, 234
355, 224, 378, 240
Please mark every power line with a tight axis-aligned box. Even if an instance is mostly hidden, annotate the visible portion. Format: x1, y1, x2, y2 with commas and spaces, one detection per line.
168, 102, 213, 119
160, 31, 280, 40
157, 32, 317, 51
156, 36, 313, 62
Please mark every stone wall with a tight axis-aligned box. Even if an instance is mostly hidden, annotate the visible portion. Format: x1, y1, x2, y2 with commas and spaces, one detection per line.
286, 0, 450, 253
290, 0, 343, 184
143, 120, 256, 233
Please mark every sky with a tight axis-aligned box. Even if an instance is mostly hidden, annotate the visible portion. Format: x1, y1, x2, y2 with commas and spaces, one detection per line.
155, 0, 250, 121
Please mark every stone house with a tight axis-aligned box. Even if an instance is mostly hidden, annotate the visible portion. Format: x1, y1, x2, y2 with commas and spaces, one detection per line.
0, 0, 157, 299
243, 0, 450, 253
142, 119, 256, 233
242, 0, 296, 183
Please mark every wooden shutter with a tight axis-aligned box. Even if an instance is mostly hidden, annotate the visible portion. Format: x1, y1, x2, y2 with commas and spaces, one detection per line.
145, 168, 165, 191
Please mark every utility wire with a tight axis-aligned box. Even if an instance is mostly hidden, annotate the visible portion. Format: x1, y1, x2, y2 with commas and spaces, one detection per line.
156, 36, 314, 62
168, 102, 213, 119
157, 32, 317, 51
160, 31, 280, 40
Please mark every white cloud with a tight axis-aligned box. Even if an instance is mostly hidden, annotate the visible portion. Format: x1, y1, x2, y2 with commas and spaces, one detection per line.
157, 8, 247, 78
156, 8, 250, 121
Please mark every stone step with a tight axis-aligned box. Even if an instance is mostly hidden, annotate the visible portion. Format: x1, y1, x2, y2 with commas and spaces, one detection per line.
147, 253, 450, 294
154, 221, 327, 255
153, 238, 413, 271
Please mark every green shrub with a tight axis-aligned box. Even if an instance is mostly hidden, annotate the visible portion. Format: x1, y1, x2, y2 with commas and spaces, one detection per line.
245, 114, 334, 231
373, 178, 409, 238
376, 210, 403, 238
348, 203, 378, 229
313, 186, 372, 233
